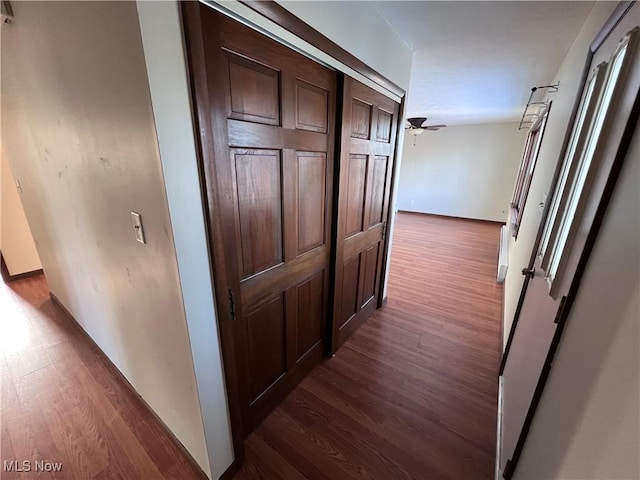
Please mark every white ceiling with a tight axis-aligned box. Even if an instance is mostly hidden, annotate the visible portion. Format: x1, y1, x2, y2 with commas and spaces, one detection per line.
372, 1, 595, 125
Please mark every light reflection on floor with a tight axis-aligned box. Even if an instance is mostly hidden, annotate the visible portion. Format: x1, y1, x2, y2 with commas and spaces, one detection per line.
0, 279, 31, 353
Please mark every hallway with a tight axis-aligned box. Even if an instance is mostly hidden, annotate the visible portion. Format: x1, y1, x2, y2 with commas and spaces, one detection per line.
235, 212, 503, 479
0, 276, 206, 479
0, 212, 503, 479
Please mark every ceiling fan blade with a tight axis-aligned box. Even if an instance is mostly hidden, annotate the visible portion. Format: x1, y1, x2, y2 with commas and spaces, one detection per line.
425, 124, 447, 129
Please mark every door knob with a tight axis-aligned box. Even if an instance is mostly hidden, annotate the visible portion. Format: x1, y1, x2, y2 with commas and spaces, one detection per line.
521, 267, 536, 278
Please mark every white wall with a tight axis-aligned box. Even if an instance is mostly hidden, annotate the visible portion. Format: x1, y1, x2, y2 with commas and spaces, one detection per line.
397, 123, 527, 222
1, 2, 211, 476
514, 116, 640, 480
503, 2, 618, 345
278, 1, 413, 91
1, 148, 41, 275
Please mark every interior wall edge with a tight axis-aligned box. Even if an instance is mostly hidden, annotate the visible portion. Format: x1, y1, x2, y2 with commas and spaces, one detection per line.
381, 95, 408, 300
136, 1, 234, 478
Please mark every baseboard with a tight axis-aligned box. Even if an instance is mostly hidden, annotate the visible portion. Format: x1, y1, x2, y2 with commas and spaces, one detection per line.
397, 210, 506, 226
0, 252, 43, 283
48, 292, 210, 480
497, 225, 509, 284
495, 376, 504, 480
500, 282, 506, 354
497, 286, 506, 480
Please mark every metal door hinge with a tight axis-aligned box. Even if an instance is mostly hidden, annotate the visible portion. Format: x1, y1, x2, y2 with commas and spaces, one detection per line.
554, 295, 567, 324
521, 267, 535, 278
228, 288, 236, 321
382, 222, 388, 239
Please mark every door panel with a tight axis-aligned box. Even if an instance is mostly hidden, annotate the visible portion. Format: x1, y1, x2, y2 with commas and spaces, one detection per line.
500, 10, 640, 478
339, 254, 361, 328
376, 109, 393, 142
332, 77, 400, 351
232, 148, 283, 277
246, 295, 286, 401
196, 5, 336, 433
345, 154, 367, 236
368, 156, 390, 226
361, 244, 380, 306
226, 54, 280, 125
296, 271, 324, 359
351, 99, 372, 139
295, 80, 329, 133
297, 152, 326, 254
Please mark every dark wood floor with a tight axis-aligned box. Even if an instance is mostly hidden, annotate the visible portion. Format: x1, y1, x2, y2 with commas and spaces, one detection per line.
235, 212, 503, 480
0, 275, 206, 479
0, 212, 502, 479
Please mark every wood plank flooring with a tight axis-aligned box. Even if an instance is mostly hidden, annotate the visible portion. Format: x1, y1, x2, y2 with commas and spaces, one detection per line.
235, 212, 503, 480
0, 212, 502, 479
0, 275, 206, 479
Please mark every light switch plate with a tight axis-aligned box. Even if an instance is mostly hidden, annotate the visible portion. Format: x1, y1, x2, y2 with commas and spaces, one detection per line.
131, 212, 146, 244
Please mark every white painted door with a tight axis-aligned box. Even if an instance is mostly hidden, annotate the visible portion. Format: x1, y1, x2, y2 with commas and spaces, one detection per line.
499, 7, 640, 478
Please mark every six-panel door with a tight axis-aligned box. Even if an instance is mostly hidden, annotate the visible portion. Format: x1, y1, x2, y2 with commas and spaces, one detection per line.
332, 77, 400, 351
199, 8, 337, 431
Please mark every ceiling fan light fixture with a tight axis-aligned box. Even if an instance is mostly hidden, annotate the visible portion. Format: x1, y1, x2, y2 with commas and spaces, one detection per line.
409, 128, 425, 135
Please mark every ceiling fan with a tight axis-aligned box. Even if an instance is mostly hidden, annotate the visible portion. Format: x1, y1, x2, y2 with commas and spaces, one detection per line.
405, 117, 447, 145
405, 117, 447, 135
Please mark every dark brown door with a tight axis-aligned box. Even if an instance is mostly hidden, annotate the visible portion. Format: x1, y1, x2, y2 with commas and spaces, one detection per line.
332, 77, 399, 351
195, 7, 336, 432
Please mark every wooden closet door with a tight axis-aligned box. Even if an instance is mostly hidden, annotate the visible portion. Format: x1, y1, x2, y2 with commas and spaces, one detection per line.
332, 77, 399, 351
197, 7, 336, 432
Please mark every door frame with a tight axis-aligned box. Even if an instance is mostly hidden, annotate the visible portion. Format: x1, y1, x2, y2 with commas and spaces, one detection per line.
499, 3, 639, 478
180, 1, 407, 472
499, 0, 635, 376
377, 94, 406, 310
